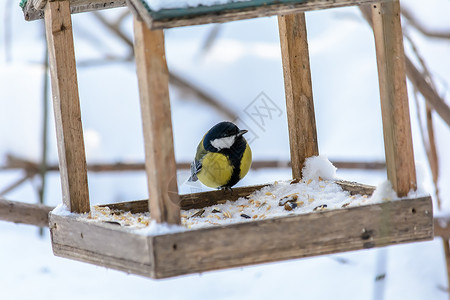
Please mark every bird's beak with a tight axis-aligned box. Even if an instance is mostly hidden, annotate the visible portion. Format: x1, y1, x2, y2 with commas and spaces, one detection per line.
237, 129, 248, 137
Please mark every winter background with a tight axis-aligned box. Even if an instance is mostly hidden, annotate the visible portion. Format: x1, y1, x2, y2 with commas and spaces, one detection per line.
1, 0, 449, 299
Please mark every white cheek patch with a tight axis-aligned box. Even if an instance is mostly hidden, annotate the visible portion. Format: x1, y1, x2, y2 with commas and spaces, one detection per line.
211, 135, 236, 150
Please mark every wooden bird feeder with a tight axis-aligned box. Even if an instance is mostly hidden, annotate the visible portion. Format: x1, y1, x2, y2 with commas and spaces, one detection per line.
22, 0, 433, 278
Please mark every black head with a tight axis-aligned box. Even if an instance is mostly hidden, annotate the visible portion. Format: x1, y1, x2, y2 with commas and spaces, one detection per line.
203, 121, 248, 152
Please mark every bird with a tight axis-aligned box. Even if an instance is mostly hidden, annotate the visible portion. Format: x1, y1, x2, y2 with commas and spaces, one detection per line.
188, 121, 252, 190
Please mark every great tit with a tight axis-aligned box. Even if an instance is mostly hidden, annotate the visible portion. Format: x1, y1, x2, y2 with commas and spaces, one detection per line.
188, 121, 252, 189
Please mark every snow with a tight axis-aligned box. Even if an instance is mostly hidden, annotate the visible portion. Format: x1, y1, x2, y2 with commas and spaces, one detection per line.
51, 203, 72, 216
367, 180, 398, 204
1, 0, 449, 299
137, 220, 186, 235
146, 0, 251, 11
302, 155, 337, 181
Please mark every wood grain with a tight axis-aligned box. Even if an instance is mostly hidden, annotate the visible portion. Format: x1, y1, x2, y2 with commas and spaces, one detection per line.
133, 19, 180, 224
50, 213, 154, 277
371, 1, 416, 197
32, 0, 47, 10
278, 13, 318, 179
0, 198, 53, 227
45, 0, 90, 213
151, 196, 432, 278
24, 0, 127, 21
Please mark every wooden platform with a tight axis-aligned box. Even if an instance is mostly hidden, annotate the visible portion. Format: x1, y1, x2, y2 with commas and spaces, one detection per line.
49, 182, 433, 279
23, 0, 388, 29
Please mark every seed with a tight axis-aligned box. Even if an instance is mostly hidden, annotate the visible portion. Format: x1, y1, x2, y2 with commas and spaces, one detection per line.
104, 221, 121, 226
297, 201, 304, 206
342, 203, 350, 208
223, 211, 232, 218
308, 198, 314, 203
279, 194, 298, 206
252, 215, 258, 219
240, 214, 251, 219
319, 176, 323, 181
265, 192, 273, 196
212, 209, 221, 213
191, 209, 205, 218
306, 179, 312, 185
313, 204, 328, 211
284, 202, 297, 211
255, 200, 261, 207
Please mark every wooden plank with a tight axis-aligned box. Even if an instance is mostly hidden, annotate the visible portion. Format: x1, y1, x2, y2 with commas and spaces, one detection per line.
102, 180, 376, 213
278, 13, 318, 179
0, 198, 53, 227
131, 0, 390, 29
102, 183, 269, 213
53, 243, 154, 277
32, 0, 47, 10
50, 213, 154, 276
23, 0, 127, 21
44, 0, 90, 213
133, 18, 180, 224
151, 196, 432, 278
371, 1, 416, 197
23, 0, 387, 27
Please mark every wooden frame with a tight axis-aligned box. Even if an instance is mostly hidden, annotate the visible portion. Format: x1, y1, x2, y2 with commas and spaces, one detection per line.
44, 0, 90, 213
24, 0, 389, 28
39, 0, 433, 279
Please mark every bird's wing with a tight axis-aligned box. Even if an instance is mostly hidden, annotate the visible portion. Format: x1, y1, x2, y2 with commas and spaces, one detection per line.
189, 137, 207, 182
188, 159, 202, 182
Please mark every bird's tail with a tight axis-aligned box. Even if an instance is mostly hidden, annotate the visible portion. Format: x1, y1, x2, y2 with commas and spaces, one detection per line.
188, 174, 198, 182
188, 160, 201, 182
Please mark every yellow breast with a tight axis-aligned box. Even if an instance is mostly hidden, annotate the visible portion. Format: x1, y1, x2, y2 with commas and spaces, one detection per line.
197, 152, 234, 188
239, 144, 252, 179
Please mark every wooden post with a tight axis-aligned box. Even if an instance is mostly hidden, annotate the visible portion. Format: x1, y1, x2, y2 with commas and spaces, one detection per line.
278, 13, 318, 179
44, 0, 90, 213
133, 19, 181, 224
371, 0, 417, 197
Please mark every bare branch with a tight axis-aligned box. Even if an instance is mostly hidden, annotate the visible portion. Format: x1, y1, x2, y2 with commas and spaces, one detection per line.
403, 32, 442, 209
92, 11, 134, 49
169, 72, 239, 121
0, 198, 53, 227
359, 5, 450, 127
0, 173, 32, 197
1, 155, 386, 174
401, 7, 450, 40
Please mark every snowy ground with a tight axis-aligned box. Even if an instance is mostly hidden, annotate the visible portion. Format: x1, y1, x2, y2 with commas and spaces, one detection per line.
1, 0, 450, 299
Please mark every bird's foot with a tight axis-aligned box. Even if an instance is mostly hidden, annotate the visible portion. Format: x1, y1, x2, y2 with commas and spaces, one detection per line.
220, 186, 233, 195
